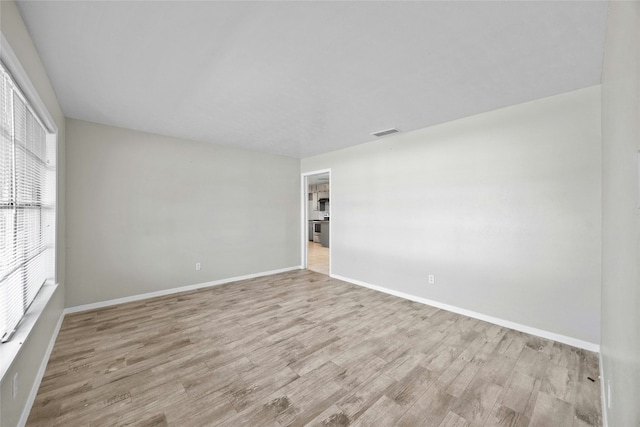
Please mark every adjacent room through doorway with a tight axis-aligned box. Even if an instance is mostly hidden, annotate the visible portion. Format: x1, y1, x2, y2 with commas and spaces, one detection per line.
303, 170, 330, 275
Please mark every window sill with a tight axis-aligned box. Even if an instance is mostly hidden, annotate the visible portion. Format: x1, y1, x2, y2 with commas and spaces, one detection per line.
0, 281, 58, 381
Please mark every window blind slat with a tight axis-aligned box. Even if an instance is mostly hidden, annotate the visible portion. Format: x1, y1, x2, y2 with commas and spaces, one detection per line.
0, 75, 12, 204
0, 61, 55, 342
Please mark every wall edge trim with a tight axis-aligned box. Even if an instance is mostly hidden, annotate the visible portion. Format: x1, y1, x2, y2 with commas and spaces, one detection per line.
65, 266, 303, 314
331, 273, 600, 352
18, 311, 65, 427
599, 354, 609, 427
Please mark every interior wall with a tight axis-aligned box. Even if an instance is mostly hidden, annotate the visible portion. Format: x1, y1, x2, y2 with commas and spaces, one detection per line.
0, 1, 66, 426
65, 119, 300, 307
600, 1, 640, 426
302, 86, 602, 346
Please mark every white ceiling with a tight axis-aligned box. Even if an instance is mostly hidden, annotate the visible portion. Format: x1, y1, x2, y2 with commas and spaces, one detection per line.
16, 1, 607, 158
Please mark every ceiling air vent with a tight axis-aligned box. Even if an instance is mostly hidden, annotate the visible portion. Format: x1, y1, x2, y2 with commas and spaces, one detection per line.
371, 128, 399, 137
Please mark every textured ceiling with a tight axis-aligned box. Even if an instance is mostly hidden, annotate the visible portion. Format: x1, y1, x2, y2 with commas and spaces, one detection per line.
16, 1, 607, 158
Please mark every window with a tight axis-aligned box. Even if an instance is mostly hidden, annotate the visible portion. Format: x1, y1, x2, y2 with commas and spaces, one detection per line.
0, 61, 56, 343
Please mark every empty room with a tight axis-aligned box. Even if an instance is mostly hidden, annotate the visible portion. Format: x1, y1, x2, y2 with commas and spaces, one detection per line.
0, 1, 638, 426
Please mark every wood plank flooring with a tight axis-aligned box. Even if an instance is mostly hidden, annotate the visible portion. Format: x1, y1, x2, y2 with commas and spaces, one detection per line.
307, 242, 329, 276
26, 270, 601, 426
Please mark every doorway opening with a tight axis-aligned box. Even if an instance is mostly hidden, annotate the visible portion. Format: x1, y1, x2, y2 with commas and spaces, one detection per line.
302, 170, 331, 275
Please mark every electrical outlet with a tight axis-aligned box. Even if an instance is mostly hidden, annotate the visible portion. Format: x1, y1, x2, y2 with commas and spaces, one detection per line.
195, 263, 201, 271
428, 274, 435, 284
12, 372, 18, 399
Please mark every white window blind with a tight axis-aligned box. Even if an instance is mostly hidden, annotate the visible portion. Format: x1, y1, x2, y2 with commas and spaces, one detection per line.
0, 61, 55, 343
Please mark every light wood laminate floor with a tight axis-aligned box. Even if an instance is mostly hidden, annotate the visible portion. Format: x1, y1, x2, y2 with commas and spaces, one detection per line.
27, 270, 601, 427
307, 242, 329, 275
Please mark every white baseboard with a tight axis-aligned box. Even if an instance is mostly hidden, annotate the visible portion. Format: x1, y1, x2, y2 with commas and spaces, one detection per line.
331, 273, 600, 353
16, 268, 603, 426
599, 355, 609, 427
18, 311, 64, 427
65, 266, 303, 314
17, 266, 303, 426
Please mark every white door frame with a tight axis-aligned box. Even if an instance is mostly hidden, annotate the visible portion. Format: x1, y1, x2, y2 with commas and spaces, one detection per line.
301, 169, 331, 274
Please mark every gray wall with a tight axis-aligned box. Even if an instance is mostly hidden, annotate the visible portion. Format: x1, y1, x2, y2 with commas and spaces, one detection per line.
302, 86, 602, 346
0, 1, 66, 426
601, 2, 640, 426
65, 119, 300, 307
